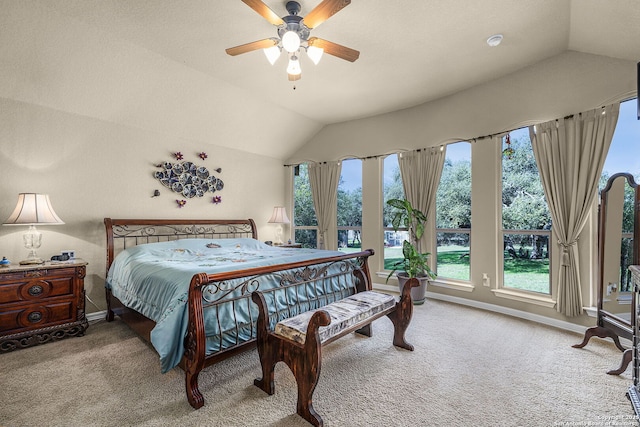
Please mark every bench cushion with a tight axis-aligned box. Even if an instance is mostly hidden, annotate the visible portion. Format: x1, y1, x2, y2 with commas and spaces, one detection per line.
273, 291, 396, 345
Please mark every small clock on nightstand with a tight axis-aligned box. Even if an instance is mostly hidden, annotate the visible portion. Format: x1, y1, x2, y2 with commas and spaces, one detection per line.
0, 259, 88, 352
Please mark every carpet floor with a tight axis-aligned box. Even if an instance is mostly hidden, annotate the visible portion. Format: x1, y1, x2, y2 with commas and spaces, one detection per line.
0, 299, 637, 426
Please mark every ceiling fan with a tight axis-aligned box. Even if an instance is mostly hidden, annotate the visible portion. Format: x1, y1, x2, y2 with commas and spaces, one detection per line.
225, 0, 360, 81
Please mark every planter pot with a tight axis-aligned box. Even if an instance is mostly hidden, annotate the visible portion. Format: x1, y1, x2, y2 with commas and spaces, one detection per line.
397, 273, 429, 305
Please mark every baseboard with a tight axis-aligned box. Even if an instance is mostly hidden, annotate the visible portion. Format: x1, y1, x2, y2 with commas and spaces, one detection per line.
87, 310, 106, 323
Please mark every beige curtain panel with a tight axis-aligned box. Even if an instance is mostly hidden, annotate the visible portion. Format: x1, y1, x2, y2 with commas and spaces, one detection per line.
309, 161, 342, 250
529, 103, 620, 317
398, 146, 447, 251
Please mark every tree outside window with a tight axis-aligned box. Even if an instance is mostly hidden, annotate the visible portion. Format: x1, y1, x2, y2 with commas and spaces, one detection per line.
436, 142, 471, 280
293, 164, 318, 248
337, 159, 362, 252
501, 128, 551, 294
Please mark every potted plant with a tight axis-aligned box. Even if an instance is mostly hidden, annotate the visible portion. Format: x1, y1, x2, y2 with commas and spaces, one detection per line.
385, 198, 436, 304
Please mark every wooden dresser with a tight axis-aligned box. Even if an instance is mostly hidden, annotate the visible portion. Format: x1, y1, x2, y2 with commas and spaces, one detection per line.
0, 260, 88, 352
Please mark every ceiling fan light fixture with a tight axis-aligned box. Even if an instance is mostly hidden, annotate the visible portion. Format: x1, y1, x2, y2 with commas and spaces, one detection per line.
263, 45, 281, 65
307, 45, 324, 65
282, 30, 301, 53
227, 0, 359, 80
287, 56, 302, 75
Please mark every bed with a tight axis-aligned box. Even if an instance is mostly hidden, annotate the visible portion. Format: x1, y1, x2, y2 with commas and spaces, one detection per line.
104, 218, 374, 409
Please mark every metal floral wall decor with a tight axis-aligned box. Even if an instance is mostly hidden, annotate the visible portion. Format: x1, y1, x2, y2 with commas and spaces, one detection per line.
153, 151, 224, 207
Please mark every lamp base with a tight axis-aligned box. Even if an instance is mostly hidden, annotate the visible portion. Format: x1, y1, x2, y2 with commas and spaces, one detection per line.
273, 224, 284, 246
19, 257, 44, 265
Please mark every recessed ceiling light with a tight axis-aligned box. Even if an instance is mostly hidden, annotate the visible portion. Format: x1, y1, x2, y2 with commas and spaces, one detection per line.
486, 34, 503, 47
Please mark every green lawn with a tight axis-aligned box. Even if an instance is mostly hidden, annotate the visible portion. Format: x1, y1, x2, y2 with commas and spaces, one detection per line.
384, 247, 550, 293
502, 256, 550, 293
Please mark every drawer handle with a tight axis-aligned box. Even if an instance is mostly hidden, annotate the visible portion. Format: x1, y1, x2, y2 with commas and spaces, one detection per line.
25, 271, 44, 278
27, 311, 43, 323
28, 285, 44, 296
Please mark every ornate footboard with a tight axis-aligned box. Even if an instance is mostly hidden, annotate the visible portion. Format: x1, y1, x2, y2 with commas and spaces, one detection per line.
184, 249, 375, 409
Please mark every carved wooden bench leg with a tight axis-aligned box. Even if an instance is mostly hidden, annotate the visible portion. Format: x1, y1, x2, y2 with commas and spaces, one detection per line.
386, 278, 418, 351
252, 291, 279, 395
252, 289, 407, 426
288, 310, 330, 427
355, 323, 372, 337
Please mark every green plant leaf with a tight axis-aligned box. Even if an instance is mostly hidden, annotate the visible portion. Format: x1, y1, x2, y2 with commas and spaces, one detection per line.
386, 199, 406, 210
415, 222, 424, 240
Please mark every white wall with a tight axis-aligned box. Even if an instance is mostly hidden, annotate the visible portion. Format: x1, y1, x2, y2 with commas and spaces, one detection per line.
0, 1, 301, 313
0, 97, 286, 312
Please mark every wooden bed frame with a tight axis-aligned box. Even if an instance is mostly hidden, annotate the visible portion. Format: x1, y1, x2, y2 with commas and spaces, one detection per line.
103, 218, 375, 409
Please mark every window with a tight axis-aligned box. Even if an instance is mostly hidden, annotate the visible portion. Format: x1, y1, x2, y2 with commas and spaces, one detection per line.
501, 128, 551, 294
293, 164, 318, 248
436, 142, 471, 280
337, 159, 362, 253
602, 99, 640, 181
383, 154, 406, 269
600, 98, 640, 292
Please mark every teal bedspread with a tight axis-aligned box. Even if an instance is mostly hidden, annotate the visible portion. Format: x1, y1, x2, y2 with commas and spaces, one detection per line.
105, 238, 343, 372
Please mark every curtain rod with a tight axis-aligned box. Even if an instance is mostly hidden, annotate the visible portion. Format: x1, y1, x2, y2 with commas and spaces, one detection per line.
284, 143, 453, 167
284, 104, 615, 167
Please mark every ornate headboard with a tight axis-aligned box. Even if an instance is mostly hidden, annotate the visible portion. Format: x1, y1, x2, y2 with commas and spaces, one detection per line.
104, 218, 258, 273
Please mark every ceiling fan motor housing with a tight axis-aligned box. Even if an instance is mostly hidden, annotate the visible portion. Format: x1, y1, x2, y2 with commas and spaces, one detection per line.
279, 2, 310, 43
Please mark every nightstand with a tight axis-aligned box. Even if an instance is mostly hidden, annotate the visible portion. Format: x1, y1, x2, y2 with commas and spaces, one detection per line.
276, 243, 302, 248
0, 260, 88, 352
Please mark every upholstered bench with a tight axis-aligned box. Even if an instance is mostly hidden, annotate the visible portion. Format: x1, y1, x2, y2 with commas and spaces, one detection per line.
251, 278, 418, 427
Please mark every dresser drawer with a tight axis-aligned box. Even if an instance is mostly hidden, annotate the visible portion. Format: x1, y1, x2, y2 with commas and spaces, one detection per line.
0, 267, 77, 282
0, 275, 75, 304
0, 299, 76, 333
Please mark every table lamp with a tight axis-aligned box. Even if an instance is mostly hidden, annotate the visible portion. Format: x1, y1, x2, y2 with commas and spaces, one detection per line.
3, 193, 64, 265
267, 206, 290, 245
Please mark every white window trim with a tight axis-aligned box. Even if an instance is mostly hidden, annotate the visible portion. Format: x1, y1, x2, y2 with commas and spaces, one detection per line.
491, 287, 556, 308
430, 277, 475, 293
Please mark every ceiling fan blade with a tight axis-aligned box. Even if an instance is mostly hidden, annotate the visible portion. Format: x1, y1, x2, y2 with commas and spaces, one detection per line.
308, 37, 359, 62
303, 0, 351, 29
241, 0, 284, 26
225, 38, 277, 56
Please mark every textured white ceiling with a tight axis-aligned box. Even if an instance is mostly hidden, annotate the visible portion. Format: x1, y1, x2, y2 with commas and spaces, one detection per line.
11, 0, 640, 158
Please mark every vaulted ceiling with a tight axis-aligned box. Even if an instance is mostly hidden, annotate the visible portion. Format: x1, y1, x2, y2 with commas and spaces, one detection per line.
7, 1, 640, 159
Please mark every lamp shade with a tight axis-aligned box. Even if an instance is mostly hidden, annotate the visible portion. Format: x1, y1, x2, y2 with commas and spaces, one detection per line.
3, 193, 64, 225
286, 56, 301, 76
268, 206, 290, 224
307, 46, 324, 65
263, 45, 281, 65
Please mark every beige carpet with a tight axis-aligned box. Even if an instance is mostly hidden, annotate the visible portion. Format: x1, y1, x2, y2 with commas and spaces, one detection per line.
0, 299, 637, 427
